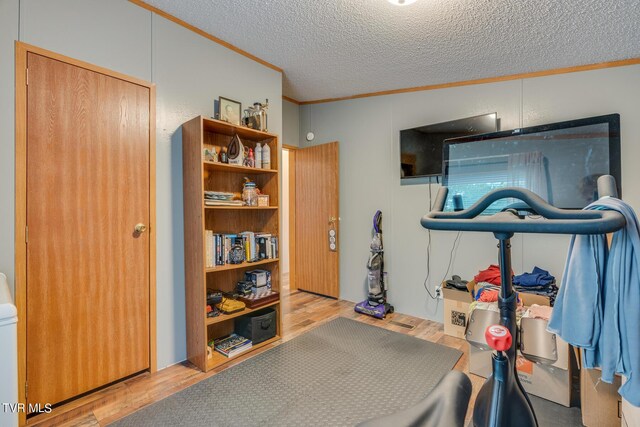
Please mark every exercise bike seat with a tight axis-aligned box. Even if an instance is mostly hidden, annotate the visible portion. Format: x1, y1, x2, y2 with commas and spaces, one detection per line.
357, 370, 472, 427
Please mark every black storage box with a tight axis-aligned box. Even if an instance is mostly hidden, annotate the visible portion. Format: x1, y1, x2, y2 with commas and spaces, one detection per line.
234, 308, 276, 345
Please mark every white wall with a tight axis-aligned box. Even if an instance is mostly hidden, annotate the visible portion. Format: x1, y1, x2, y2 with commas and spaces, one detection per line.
281, 99, 300, 277
0, 0, 282, 368
0, 0, 20, 302
281, 150, 290, 274
283, 99, 300, 147
299, 66, 640, 322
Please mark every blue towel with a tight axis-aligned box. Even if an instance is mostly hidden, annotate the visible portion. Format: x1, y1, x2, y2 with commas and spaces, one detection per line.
547, 233, 606, 349
548, 197, 640, 406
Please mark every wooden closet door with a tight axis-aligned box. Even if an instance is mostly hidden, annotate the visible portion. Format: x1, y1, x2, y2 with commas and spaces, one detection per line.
25, 53, 151, 407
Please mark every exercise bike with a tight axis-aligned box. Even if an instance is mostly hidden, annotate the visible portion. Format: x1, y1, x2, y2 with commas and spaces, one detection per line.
359, 175, 625, 427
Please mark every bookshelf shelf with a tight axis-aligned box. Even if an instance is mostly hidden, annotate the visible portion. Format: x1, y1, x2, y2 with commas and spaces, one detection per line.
206, 335, 281, 370
205, 258, 279, 273
203, 160, 278, 174
182, 115, 282, 373
204, 205, 278, 210
205, 300, 280, 326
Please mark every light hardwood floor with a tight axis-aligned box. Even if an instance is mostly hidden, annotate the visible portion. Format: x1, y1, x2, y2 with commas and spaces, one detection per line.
27, 290, 484, 426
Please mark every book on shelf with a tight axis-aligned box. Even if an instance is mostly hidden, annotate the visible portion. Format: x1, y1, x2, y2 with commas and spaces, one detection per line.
216, 234, 223, 265
205, 231, 279, 268
205, 230, 214, 268
204, 191, 234, 201
212, 333, 252, 358
205, 199, 245, 207
271, 236, 279, 259
239, 231, 256, 261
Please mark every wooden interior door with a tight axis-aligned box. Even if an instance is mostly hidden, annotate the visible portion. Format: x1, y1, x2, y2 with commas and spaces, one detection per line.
294, 142, 339, 298
25, 52, 151, 407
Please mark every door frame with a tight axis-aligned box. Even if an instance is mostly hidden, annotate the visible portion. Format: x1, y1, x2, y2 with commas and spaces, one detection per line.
14, 42, 157, 424
282, 144, 297, 292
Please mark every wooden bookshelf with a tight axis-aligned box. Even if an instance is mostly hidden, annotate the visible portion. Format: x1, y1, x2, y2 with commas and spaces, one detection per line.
182, 115, 281, 372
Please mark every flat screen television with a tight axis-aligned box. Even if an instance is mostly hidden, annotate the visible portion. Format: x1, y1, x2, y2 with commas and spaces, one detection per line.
442, 114, 621, 213
399, 113, 498, 179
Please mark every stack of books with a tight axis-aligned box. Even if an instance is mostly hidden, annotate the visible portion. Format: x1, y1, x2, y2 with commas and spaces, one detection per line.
212, 334, 252, 358
205, 231, 279, 268
204, 191, 243, 206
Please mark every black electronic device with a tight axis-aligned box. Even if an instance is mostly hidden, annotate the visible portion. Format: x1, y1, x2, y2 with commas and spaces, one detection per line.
442, 113, 621, 213
256, 237, 267, 260
206, 289, 223, 306
399, 113, 498, 179
235, 281, 253, 296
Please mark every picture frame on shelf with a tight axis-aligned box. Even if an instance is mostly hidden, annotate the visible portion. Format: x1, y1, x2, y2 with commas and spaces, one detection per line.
203, 147, 218, 162
219, 97, 242, 125
257, 194, 270, 207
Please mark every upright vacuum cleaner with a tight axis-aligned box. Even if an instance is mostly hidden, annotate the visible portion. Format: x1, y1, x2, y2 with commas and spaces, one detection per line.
355, 211, 394, 319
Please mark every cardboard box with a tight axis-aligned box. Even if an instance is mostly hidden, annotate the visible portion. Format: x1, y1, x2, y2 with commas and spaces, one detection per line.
469, 335, 572, 407
442, 281, 474, 339
581, 365, 621, 427
620, 377, 638, 427
472, 281, 551, 307
466, 279, 564, 404
518, 292, 552, 307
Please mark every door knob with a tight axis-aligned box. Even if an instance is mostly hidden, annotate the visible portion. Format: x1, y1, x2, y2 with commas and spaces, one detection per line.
135, 223, 147, 234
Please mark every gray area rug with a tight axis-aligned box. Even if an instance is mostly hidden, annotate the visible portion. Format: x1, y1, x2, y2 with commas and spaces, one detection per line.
111, 317, 462, 427
465, 397, 583, 427
529, 395, 583, 427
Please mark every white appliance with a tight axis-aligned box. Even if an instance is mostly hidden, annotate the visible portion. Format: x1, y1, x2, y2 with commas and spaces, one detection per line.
0, 273, 18, 427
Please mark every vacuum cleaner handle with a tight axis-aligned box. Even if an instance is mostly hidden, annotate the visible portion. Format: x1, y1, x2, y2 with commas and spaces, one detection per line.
422, 175, 625, 235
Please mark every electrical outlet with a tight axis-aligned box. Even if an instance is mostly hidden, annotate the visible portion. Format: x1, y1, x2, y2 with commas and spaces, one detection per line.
435, 285, 443, 299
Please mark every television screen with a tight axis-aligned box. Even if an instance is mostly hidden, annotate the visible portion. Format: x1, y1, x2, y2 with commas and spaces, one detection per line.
442, 114, 621, 213
399, 113, 498, 179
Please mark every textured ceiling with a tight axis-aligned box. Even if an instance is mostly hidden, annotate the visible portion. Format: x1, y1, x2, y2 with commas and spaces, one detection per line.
144, 0, 640, 102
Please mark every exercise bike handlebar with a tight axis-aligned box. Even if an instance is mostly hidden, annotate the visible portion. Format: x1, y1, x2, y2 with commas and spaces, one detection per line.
422, 175, 625, 235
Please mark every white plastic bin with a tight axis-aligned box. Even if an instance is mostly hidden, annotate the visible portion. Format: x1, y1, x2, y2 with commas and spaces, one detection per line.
0, 273, 18, 427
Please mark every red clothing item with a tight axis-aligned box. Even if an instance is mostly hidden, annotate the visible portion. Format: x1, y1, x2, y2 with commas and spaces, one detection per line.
479, 289, 499, 302
474, 265, 515, 285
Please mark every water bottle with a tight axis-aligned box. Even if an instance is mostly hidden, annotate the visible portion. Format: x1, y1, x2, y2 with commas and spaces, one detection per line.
255, 143, 262, 169
262, 143, 271, 170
